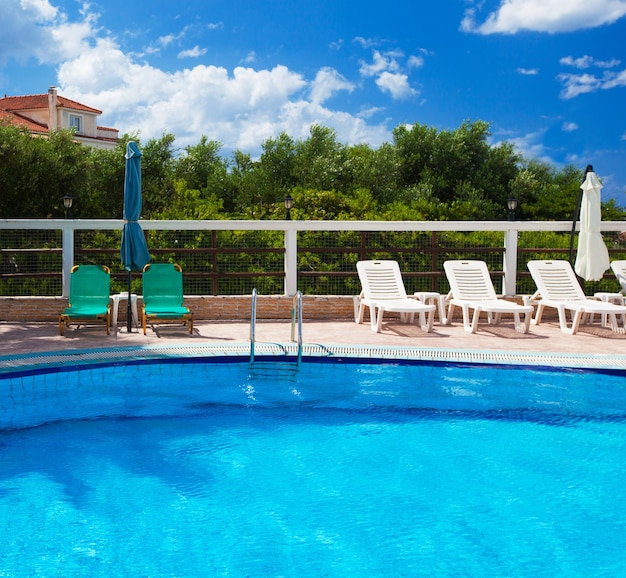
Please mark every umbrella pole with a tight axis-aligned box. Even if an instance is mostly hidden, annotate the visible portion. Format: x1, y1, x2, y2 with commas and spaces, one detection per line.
127, 270, 133, 333
568, 190, 583, 267
569, 165, 593, 289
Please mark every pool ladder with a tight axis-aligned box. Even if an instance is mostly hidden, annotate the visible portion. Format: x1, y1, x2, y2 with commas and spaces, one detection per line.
250, 289, 302, 364
250, 288, 257, 363
291, 290, 303, 364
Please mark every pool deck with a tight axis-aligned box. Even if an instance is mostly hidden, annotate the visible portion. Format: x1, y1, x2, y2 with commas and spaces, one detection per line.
2, 316, 626, 361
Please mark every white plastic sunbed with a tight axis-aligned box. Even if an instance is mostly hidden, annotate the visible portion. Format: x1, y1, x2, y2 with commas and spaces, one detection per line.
526, 260, 626, 334
355, 260, 436, 333
443, 260, 533, 334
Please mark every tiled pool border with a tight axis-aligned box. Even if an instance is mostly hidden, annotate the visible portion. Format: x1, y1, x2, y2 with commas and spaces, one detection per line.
2, 342, 626, 374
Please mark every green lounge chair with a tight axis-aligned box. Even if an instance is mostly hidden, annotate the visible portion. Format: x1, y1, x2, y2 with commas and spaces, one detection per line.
59, 265, 112, 335
141, 263, 194, 334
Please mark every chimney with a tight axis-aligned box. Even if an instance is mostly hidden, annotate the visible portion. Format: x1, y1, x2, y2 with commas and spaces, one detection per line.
48, 86, 58, 132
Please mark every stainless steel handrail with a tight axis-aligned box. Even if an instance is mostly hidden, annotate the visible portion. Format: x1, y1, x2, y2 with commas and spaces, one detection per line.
250, 288, 257, 363
291, 290, 303, 364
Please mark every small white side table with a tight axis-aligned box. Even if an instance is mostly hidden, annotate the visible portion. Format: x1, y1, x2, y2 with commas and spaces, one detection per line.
414, 291, 446, 324
593, 291, 625, 327
111, 292, 139, 329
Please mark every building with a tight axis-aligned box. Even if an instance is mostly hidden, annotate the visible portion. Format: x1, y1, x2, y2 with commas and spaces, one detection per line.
0, 86, 119, 149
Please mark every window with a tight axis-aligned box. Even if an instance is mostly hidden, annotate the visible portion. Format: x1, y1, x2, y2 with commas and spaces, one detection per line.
69, 114, 83, 133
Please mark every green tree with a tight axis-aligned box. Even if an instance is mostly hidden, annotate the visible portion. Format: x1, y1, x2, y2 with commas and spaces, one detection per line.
174, 137, 224, 191
79, 142, 127, 218
153, 180, 224, 220
293, 125, 351, 192
393, 120, 520, 218
346, 142, 400, 205
254, 132, 297, 217
0, 125, 90, 218
1, 119, 623, 224
517, 161, 583, 221
228, 150, 259, 217
140, 132, 176, 216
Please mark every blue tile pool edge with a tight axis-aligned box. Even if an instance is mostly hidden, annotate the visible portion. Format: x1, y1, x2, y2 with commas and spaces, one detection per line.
2, 342, 626, 375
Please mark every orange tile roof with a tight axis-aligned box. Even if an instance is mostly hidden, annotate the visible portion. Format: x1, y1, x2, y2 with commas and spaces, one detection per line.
0, 110, 48, 133
0, 93, 102, 114
0, 91, 117, 143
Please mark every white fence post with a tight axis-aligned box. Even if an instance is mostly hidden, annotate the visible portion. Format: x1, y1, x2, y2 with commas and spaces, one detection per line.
62, 224, 74, 298
284, 225, 297, 296
503, 226, 518, 296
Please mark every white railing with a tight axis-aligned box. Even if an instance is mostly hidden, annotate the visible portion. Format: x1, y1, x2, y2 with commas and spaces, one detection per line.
2, 218, 626, 297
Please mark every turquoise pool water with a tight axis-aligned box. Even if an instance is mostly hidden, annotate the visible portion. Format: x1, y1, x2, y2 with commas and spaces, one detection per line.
1, 358, 626, 576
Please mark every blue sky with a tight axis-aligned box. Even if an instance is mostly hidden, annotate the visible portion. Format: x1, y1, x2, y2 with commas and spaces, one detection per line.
1, 0, 626, 202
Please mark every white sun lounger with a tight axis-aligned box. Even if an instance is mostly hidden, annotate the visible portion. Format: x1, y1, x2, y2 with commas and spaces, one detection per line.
443, 260, 533, 333
526, 260, 626, 334
355, 260, 436, 333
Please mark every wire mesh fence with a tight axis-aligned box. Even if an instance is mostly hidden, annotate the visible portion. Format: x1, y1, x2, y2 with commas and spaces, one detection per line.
71, 228, 287, 296
517, 230, 626, 295
295, 230, 508, 295
0, 229, 63, 296
2, 221, 626, 297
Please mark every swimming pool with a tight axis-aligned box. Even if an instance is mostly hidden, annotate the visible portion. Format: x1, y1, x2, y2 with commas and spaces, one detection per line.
1, 347, 626, 576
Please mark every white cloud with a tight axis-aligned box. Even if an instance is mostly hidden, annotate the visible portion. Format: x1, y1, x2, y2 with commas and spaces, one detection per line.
309, 67, 354, 104
358, 48, 421, 100
359, 49, 402, 77
503, 129, 554, 164
462, 0, 626, 34
557, 72, 603, 98
357, 106, 385, 119
242, 51, 256, 64
375, 72, 417, 100
353, 36, 379, 49
557, 69, 626, 98
56, 28, 387, 152
1, 0, 394, 154
560, 55, 621, 68
407, 55, 425, 69
20, 0, 58, 21
517, 67, 539, 75
157, 33, 178, 48
603, 68, 626, 89
158, 26, 191, 48
0, 0, 96, 67
557, 53, 626, 98
178, 45, 207, 59
562, 121, 579, 132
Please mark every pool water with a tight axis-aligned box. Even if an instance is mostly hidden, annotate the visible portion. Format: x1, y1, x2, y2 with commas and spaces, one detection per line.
1, 359, 626, 576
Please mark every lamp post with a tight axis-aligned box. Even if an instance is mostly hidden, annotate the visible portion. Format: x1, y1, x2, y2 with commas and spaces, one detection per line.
63, 195, 74, 219
284, 194, 293, 220
507, 195, 518, 221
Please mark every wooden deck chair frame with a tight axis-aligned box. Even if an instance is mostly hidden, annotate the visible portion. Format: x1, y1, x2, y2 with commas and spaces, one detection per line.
526, 260, 626, 334
141, 263, 194, 335
443, 260, 533, 334
58, 264, 111, 336
355, 260, 436, 333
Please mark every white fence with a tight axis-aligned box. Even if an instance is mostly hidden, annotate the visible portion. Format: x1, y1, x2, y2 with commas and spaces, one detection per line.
2, 218, 626, 297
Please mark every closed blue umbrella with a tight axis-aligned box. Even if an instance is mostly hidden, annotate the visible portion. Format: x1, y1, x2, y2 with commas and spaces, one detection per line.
121, 141, 150, 332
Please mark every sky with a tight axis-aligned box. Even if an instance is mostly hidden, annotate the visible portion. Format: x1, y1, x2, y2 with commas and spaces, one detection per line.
1, 0, 626, 203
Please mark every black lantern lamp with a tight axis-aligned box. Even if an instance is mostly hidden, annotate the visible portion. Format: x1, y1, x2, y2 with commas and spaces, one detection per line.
63, 195, 74, 219
284, 194, 293, 220
507, 195, 518, 221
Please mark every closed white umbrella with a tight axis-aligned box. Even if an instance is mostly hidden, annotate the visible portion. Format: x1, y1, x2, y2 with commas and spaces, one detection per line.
574, 170, 610, 282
